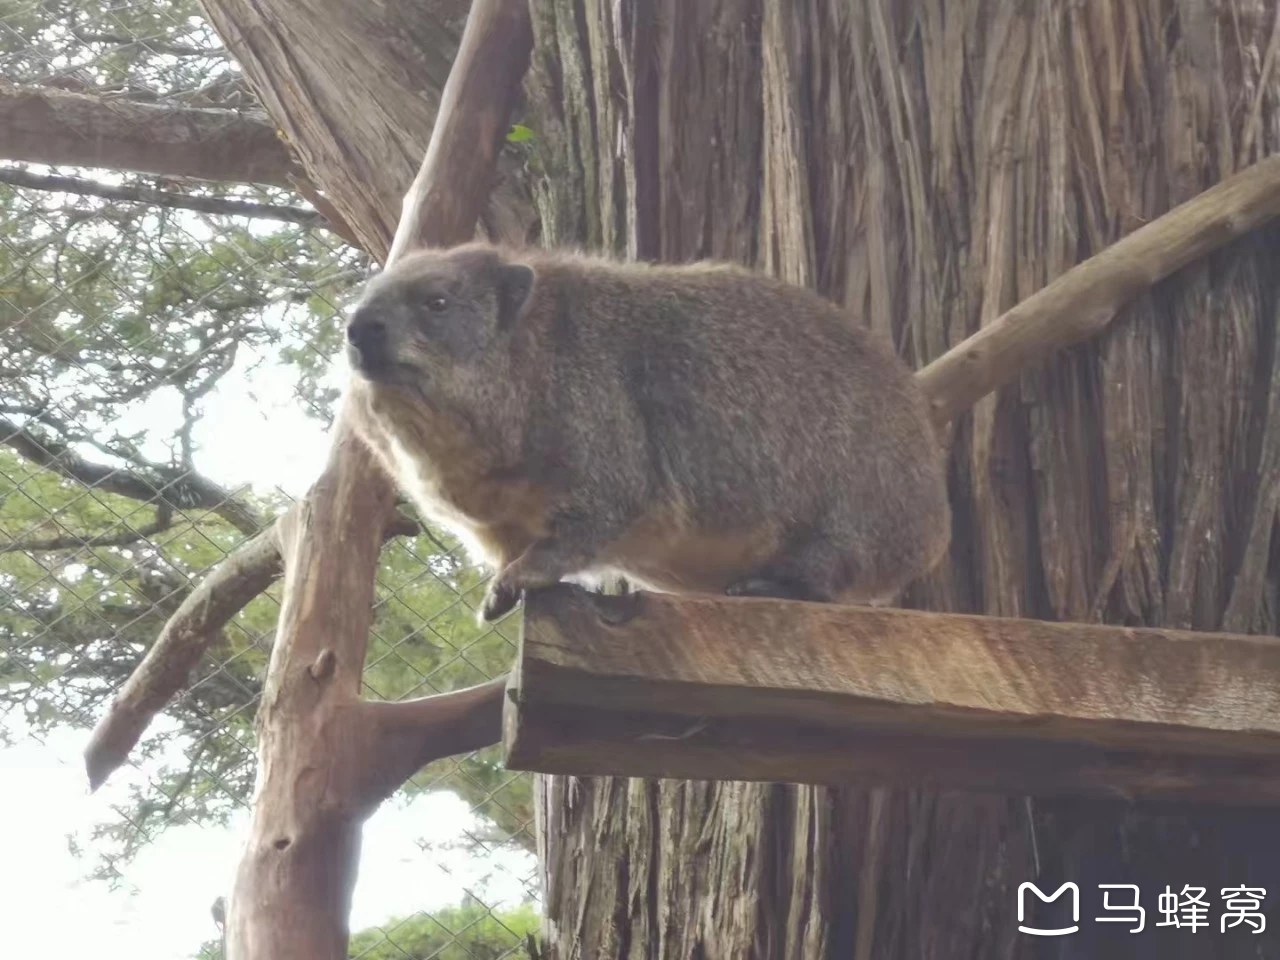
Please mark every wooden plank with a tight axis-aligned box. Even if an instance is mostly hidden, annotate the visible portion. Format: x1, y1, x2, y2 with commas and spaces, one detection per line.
502, 585, 1280, 805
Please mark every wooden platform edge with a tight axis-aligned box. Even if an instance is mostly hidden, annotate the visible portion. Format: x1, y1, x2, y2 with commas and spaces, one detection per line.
501, 585, 1280, 806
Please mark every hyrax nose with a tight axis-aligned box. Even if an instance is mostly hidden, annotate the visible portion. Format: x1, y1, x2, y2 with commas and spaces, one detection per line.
346, 309, 388, 370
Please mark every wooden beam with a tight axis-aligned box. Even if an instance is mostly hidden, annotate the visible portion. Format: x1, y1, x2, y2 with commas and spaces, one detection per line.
503, 585, 1280, 805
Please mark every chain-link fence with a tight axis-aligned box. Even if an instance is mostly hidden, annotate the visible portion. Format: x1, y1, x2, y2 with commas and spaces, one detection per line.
0, 2, 539, 957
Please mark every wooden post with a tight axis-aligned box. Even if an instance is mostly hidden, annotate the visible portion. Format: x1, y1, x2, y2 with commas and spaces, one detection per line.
915, 153, 1280, 427
216, 3, 530, 958
504, 585, 1280, 805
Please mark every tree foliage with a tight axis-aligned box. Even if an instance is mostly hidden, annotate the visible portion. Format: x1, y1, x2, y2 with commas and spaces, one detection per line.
346, 898, 540, 960
193, 897, 540, 960
3, 0, 235, 97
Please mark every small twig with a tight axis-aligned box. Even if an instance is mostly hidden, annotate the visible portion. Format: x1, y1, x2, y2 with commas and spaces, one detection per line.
155, 737, 212, 823
0, 415, 263, 536
68, 29, 230, 60
178, 394, 198, 470
0, 167, 324, 227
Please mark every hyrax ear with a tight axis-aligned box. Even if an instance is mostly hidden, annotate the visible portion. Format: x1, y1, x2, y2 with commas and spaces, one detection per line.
494, 262, 535, 329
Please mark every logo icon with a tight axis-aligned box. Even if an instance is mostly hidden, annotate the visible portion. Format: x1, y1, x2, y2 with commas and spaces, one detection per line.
1018, 882, 1080, 936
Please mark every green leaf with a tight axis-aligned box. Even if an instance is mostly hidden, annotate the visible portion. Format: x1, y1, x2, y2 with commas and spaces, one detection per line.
506, 123, 535, 143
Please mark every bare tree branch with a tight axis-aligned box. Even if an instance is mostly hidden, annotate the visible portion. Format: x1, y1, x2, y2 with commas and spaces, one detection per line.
0, 415, 263, 536
83, 520, 282, 792
82, 502, 420, 792
0, 167, 327, 228
0, 80, 305, 187
3, 504, 174, 554
356, 679, 509, 804
68, 29, 232, 60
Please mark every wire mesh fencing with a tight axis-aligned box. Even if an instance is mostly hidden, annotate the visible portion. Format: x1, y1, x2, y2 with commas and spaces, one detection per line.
0, 2, 540, 957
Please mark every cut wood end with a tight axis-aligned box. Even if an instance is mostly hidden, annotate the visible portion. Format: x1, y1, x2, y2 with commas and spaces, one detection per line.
83, 703, 141, 791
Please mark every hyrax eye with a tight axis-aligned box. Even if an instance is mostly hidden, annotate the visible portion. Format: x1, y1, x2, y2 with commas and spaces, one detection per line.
426, 296, 448, 312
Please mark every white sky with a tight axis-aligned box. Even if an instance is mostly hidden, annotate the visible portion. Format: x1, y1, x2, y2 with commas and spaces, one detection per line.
2, 343, 537, 958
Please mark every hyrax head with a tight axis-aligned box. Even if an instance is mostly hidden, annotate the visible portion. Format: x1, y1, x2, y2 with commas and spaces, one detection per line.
344, 244, 535, 387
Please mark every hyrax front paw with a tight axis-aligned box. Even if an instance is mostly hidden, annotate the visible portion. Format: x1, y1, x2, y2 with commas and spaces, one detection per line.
479, 573, 522, 623
478, 547, 575, 623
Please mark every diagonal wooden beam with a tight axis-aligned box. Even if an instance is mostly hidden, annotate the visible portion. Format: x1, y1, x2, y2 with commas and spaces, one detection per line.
916, 153, 1280, 427
503, 585, 1280, 805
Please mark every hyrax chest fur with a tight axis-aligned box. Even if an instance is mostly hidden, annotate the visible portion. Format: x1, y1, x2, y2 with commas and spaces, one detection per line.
344, 242, 950, 622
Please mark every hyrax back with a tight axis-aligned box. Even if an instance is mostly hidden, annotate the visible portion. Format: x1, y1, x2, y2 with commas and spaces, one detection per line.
344, 242, 950, 622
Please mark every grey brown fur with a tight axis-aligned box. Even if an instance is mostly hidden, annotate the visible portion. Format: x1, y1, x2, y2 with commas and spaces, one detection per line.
344, 242, 950, 622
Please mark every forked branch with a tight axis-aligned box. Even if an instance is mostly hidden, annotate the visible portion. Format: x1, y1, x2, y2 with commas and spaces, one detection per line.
1, 414, 263, 536
83, 504, 418, 791
216, 2, 533, 957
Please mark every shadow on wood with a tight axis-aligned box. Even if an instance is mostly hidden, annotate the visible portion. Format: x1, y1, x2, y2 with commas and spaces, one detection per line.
503, 584, 1280, 805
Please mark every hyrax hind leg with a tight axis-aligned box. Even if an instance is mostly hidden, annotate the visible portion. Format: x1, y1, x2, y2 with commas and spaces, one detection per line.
724, 524, 915, 607
724, 528, 854, 604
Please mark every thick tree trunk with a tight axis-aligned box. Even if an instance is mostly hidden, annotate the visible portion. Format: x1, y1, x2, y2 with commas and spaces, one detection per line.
526, 1, 1280, 957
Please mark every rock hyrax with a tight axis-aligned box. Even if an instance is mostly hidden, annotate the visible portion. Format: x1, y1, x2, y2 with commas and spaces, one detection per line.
344, 242, 950, 622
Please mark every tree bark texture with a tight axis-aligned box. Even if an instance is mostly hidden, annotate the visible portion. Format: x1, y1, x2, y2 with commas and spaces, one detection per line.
524, 2, 1280, 958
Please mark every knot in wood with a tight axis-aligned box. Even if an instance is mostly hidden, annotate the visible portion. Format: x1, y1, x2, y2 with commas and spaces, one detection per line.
587, 589, 643, 626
